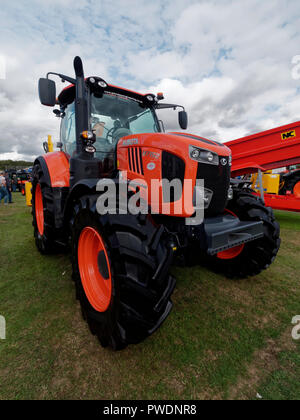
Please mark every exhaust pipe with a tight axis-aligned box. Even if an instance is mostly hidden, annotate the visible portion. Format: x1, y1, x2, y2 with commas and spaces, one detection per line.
73, 56, 89, 155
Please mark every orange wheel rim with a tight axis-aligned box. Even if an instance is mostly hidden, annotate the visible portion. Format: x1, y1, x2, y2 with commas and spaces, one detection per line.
78, 227, 112, 312
35, 183, 44, 236
217, 243, 245, 260
293, 181, 300, 198
217, 209, 245, 260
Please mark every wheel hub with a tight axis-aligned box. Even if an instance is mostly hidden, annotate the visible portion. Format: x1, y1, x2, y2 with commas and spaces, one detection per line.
78, 227, 112, 312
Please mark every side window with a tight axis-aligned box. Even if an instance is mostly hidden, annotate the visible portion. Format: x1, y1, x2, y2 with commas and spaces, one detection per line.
60, 102, 76, 155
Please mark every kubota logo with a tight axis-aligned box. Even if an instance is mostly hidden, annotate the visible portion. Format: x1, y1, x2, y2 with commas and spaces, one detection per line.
123, 138, 138, 146
147, 162, 156, 171
281, 130, 296, 140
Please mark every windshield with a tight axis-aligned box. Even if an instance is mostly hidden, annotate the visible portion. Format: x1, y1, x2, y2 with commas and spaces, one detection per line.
90, 92, 160, 156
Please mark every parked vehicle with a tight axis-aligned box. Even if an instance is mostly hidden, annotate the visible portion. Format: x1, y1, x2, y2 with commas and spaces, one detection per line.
33, 57, 280, 350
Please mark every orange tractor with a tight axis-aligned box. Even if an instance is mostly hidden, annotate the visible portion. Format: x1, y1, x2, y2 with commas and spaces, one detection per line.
17, 169, 31, 195
33, 57, 280, 350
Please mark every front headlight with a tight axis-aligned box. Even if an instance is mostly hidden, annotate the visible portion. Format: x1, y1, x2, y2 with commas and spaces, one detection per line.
189, 145, 219, 166
227, 186, 233, 200
190, 148, 200, 159
193, 185, 213, 209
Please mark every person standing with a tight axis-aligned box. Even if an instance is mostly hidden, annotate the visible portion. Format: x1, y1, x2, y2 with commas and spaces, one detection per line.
5, 172, 13, 204
0, 171, 8, 205
12, 174, 17, 192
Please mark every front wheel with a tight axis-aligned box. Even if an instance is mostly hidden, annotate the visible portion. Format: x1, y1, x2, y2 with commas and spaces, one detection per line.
71, 194, 176, 350
280, 170, 300, 198
210, 189, 281, 278
31, 163, 66, 254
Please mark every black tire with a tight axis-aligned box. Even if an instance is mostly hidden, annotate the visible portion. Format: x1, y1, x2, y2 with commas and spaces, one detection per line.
71, 194, 176, 350
31, 163, 66, 254
279, 170, 300, 195
208, 189, 281, 278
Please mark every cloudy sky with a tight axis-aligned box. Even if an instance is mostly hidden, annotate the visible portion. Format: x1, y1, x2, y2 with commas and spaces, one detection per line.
0, 0, 300, 161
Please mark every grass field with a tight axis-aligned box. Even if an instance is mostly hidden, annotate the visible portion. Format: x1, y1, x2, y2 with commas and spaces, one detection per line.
0, 193, 299, 400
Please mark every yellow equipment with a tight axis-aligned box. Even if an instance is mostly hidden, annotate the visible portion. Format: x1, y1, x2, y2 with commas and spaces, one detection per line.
25, 181, 32, 207
251, 171, 280, 194
25, 136, 54, 207
43, 135, 54, 153
47, 135, 54, 152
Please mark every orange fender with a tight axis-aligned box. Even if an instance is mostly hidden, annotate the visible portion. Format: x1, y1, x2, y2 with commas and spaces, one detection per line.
42, 152, 70, 187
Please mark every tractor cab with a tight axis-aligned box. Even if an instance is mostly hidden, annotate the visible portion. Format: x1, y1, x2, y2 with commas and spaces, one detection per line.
57, 76, 186, 177
89, 89, 161, 167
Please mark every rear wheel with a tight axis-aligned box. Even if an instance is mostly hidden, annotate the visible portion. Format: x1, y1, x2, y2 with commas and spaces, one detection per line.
71, 194, 176, 350
280, 170, 300, 196
210, 189, 281, 278
293, 181, 300, 198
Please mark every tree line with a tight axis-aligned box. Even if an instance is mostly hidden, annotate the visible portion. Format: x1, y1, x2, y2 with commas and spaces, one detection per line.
0, 160, 33, 171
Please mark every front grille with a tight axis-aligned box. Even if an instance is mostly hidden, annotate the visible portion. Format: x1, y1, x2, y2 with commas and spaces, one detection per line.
162, 151, 185, 182
128, 147, 144, 175
162, 151, 185, 202
197, 157, 230, 216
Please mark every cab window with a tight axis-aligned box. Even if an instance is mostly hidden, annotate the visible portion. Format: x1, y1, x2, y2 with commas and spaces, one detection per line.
60, 102, 76, 155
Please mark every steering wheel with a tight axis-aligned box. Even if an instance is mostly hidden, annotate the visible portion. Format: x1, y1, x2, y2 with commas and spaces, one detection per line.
105, 127, 117, 143
106, 126, 132, 144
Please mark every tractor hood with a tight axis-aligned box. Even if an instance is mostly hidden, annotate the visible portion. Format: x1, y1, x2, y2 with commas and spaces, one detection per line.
168, 132, 230, 156
117, 131, 232, 218
118, 132, 231, 157
117, 131, 231, 163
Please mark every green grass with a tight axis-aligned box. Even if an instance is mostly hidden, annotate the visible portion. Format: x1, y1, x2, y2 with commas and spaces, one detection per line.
0, 194, 299, 400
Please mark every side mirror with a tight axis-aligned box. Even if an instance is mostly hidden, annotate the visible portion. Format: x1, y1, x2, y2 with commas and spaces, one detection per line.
38, 78, 56, 106
43, 141, 49, 153
178, 110, 188, 130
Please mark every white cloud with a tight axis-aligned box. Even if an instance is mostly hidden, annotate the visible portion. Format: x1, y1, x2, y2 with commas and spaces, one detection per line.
0, 0, 300, 160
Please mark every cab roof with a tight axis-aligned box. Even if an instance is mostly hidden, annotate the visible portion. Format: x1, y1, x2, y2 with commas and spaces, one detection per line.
58, 78, 154, 107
